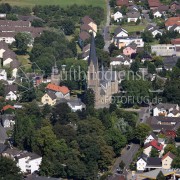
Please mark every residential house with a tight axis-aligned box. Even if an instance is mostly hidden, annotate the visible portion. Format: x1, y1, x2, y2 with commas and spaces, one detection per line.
165, 17, 180, 30
81, 16, 97, 35
67, 98, 86, 112
160, 129, 177, 139
78, 31, 90, 48
0, 14, 6, 19
158, 5, 169, 13
171, 38, 180, 47
3, 49, 16, 66
114, 37, 144, 49
112, 11, 123, 22
148, 0, 161, 10
147, 116, 180, 132
1, 114, 15, 128
46, 83, 70, 99
0, 41, 8, 58
144, 132, 158, 144
170, 1, 180, 12
127, 12, 141, 22
141, 52, 152, 63
41, 92, 57, 106
5, 84, 18, 101
153, 103, 180, 117
143, 139, 163, 156
114, 26, 128, 38
162, 152, 175, 169
0, 143, 8, 154
151, 44, 177, 56
0, 69, 7, 81
116, 0, 129, 7
153, 10, 163, 18
163, 56, 178, 71
136, 153, 148, 171
0, 32, 16, 44
110, 54, 132, 66
127, 5, 139, 12
169, 24, 180, 33
1, 104, 15, 113
123, 42, 137, 56
10, 59, 20, 78
145, 24, 163, 37
82, 44, 90, 60
80, 24, 96, 37
0, 20, 30, 27
3, 148, 42, 174
17, 15, 44, 23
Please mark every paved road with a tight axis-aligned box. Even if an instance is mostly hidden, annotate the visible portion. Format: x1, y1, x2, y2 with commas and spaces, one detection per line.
138, 107, 151, 123
111, 143, 140, 175
103, 0, 111, 52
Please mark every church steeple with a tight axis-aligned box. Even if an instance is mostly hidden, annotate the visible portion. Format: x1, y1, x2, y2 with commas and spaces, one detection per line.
51, 60, 60, 85
88, 35, 98, 71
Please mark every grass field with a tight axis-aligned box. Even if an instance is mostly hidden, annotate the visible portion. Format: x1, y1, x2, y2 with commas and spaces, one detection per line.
0, 0, 106, 8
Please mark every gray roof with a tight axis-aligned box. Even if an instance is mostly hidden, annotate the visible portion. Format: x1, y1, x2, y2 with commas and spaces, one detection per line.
163, 56, 178, 69
126, 41, 137, 50
156, 103, 178, 110
88, 35, 98, 71
47, 92, 56, 100
5, 84, 18, 96
147, 157, 162, 167
15, 152, 41, 160
0, 143, 8, 153
10, 59, 20, 69
114, 26, 127, 36
138, 153, 148, 162
3, 49, 16, 61
0, 125, 8, 143
127, 12, 140, 18
67, 98, 85, 107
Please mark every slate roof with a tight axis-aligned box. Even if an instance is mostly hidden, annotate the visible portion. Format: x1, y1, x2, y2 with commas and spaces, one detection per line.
114, 26, 128, 36
5, 85, 18, 96
88, 35, 98, 71
158, 5, 169, 11
138, 153, 148, 162
146, 157, 162, 167
127, 12, 141, 18
47, 91, 57, 100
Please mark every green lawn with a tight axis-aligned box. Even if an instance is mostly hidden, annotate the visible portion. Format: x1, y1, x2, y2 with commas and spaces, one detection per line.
121, 24, 146, 33
17, 55, 31, 71
0, 0, 105, 8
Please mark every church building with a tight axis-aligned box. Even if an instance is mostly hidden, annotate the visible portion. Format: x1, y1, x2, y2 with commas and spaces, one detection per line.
87, 36, 119, 107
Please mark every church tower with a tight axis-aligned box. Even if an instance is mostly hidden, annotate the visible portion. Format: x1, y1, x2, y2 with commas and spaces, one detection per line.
87, 35, 99, 103
51, 61, 60, 85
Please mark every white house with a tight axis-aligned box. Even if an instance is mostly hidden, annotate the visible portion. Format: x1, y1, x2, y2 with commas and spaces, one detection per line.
114, 27, 128, 38
16, 152, 42, 174
5, 85, 18, 101
67, 99, 86, 112
153, 103, 180, 117
145, 25, 163, 37
112, 11, 123, 22
144, 132, 157, 144
136, 154, 148, 171
0, 69, 7, 81
0, 32, 16, 44
153, 10, 162, 18
1, 115, 15, 128
127, 12, 141, 23
110, 55, 132, 66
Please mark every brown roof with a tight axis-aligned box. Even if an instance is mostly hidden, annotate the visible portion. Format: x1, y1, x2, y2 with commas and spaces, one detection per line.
5, 84, 18, 95
10, 59, 20, 69
162, 151, 176, 160
116, 0, 129, 6
80, 24, 94, 32
0, 20, 30, 27
165, 17, 180, 26
81, 16, 95, 25
79, 31, 90, 41
83, 44, 90, 53
171, 38, 180, 44
127, 12, 141, 18
3, 49, 16, 61
148, 0, 161, 7
158, 5, 169, 11
0, 41, 8, 50
0, 32, 17, 38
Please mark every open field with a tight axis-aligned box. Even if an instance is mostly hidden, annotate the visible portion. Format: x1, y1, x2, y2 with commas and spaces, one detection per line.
0, 0, 106, 8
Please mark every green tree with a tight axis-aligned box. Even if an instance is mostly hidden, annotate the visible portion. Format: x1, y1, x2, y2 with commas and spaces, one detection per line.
82, 89, 95, 108
156, 171, 165, 180
15, 32, 32, 54
148, 63, 156, 74
61, 19, 75, 35
142, 31, 153, 43
164, 144, 177, 155
95, 33, 105, 49
135, 123, 151, 144
0, 156, 22, 180
31, 19, 44, 27
130, 61, 139, 73
151, 147, 159, 157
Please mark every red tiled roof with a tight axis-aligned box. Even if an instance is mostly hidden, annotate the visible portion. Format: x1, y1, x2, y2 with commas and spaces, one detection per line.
162, 151, 176, 160
148, 0, 161, 7
144, 139, 163, 151
46, 83, 70, 95
2, 104, 15, 111
165, 17, 180, 26
116, 0, 129, 6
171, 38, 180, 45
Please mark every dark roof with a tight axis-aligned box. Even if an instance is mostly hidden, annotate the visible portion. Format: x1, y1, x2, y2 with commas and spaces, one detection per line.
15, 152, 41, 160
80, 24, 93, 32
126, 41, 137, 50
158, 5, 169, 11
147, 157, 162, 167
127, 12, 140, 18
0, 143, 8, 153
148, 116, 180, 123
163, 56, 178, 69
5, 84, 18, 95
47, 92, 56, 100
0, 41, 8, 50
67, 98, 85, 107
3, 49, 16, 61
88, 35, 98, 71
0, 20, 30, 27
17, 15, 44, 22
156, 103, 178, 110
114, 26, 128, 36
79, 31, 90, 41
148, 132, 158, 140
83, 43, 90, 53
138, 153, 148, 162
81, 16, 95, 25
2, 147, 21, 156
0, 125, 8, 143
10, 59, 20, 69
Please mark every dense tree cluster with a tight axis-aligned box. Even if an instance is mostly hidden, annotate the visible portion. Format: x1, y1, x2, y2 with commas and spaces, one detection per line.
12, 99, 144, 179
